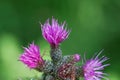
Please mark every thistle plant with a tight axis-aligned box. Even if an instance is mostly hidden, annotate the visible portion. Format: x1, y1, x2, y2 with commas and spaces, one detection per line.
19, 18, 109, 80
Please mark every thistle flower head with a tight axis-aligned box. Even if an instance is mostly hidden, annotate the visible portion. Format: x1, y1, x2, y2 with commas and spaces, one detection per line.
83, 51, 109, 80
73, 54, 81, 62
19, 43, 44, 69
41, 18, 70, 47
58, 62, 76, 80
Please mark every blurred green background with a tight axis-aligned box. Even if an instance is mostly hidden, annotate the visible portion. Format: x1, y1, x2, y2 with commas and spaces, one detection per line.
0, 0, 120, 80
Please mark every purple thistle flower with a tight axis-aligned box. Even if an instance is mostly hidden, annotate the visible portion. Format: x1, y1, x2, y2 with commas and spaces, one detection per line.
83, 51, 109, 80
41, 18, 70, 47
73, 54, 81, 62
19, 43, 44, 69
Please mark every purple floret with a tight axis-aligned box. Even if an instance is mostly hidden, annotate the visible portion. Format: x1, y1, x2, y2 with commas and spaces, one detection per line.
19, 43, 44, 69
41, 18, 70, 47
74, 54, 81, 62
83, 52, 109, 80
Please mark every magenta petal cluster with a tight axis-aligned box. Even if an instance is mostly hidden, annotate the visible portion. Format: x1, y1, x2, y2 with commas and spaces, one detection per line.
83, 52, 109, 80
41, 18, 70, 47
74, 54, 80, 62
19, 43, 44, 69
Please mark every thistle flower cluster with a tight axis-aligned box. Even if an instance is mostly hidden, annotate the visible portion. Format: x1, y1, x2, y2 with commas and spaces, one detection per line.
19, 18, 109, 80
